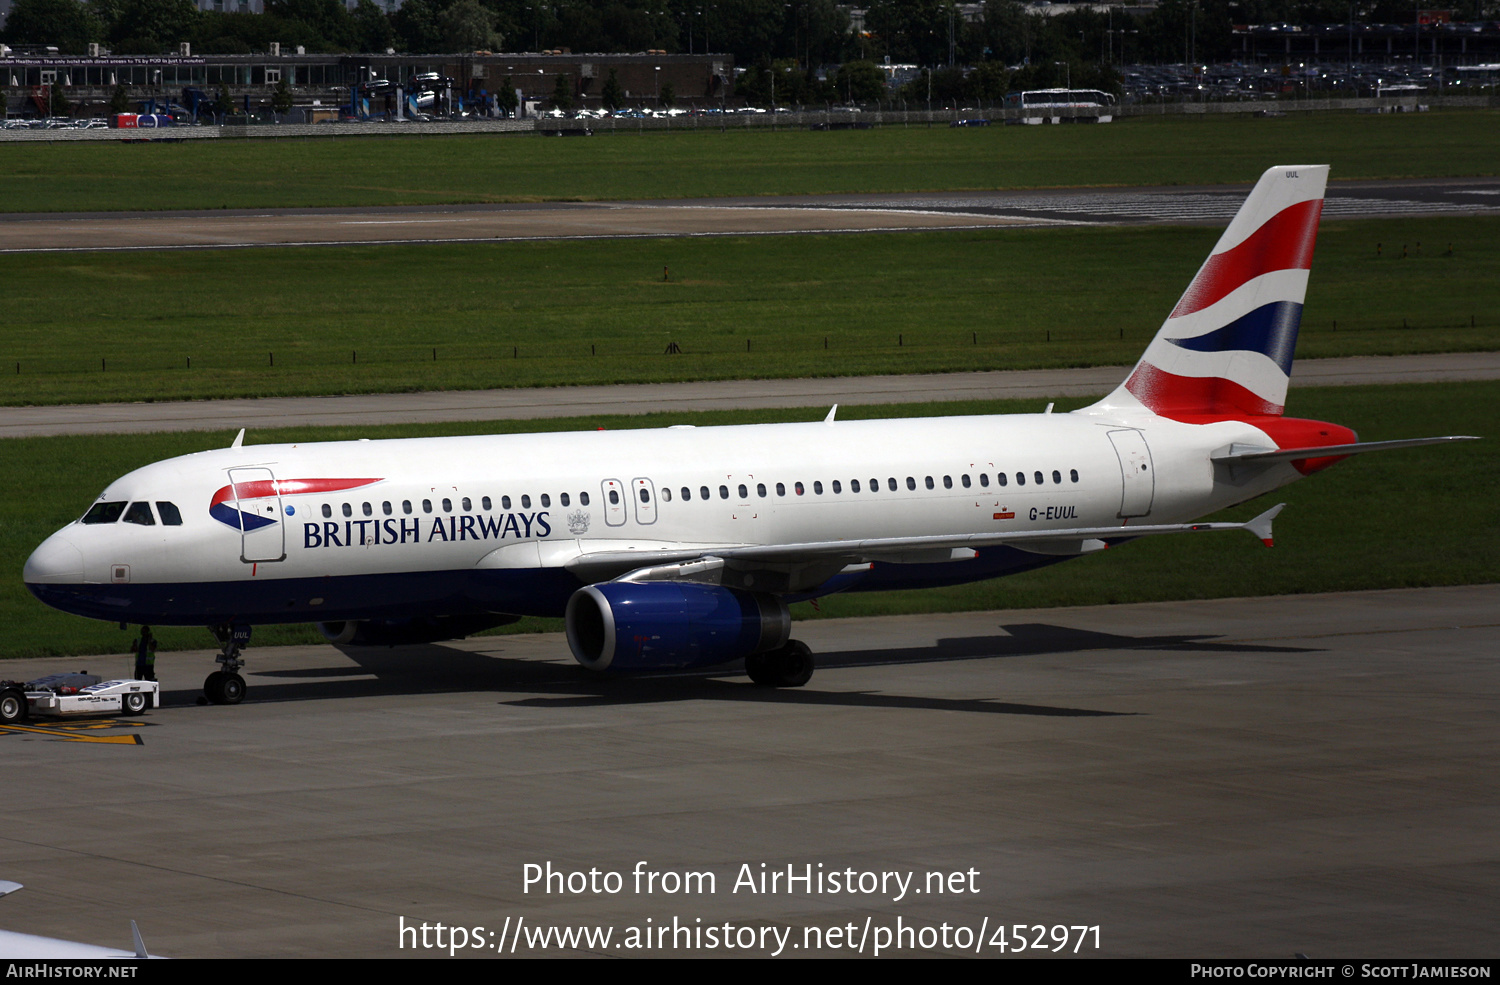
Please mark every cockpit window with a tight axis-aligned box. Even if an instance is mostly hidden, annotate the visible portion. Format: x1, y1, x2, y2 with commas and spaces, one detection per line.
156, 502, 183, 526
82, 501, 127, 524
122, 502, 156, 526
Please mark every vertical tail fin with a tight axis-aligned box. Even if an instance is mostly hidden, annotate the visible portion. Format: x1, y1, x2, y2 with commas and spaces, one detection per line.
1096, 165, 1329, 421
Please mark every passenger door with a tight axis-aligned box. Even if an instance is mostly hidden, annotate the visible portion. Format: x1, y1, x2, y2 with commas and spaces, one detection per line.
228, 467, 286, 562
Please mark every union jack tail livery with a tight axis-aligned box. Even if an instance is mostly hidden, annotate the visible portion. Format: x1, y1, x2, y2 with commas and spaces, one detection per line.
1104, 165, 1329, 421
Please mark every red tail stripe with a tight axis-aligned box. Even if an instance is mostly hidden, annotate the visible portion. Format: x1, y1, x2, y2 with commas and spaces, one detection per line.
1124, 362, 1284, 419
1169, 199, 1324, 319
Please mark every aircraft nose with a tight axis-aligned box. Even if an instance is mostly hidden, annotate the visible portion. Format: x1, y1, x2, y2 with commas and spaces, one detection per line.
24, 533, 85, 584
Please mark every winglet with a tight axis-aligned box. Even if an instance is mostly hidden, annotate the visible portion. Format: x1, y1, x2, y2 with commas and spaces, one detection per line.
1245, 503, 1285, 547
131, 920, 150, 960
230, 428, 245, 449
824, 404, 838, 424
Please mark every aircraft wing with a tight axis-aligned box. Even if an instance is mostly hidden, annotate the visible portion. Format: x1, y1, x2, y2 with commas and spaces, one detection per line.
565, 504, 1285, 586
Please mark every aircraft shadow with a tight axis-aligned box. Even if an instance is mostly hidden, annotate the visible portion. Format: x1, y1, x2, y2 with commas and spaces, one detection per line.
157, 621, 1318, 719
158, 617, 1320, 719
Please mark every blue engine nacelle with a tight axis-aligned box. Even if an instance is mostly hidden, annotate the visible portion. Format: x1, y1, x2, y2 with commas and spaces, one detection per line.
565, 582, 790, 671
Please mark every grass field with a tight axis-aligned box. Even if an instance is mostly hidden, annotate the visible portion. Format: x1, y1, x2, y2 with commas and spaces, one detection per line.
1, 381, 1493, 661
2, 216, 1497, 406
3, 112, 1499, 214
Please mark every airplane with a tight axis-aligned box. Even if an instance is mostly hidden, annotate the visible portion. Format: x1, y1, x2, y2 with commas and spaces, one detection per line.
0, 882, 157, 959
23, 165, 1476, 704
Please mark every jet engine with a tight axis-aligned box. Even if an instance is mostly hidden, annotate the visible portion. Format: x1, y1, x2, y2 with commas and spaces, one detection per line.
317, 614, 519, 647
565, 582, 790, 671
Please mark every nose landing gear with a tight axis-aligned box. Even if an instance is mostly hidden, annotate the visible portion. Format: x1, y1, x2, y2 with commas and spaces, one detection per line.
204, 624, 250, 705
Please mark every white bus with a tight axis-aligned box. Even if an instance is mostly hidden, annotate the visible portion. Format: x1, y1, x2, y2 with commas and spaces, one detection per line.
1002, 88, 1116, 124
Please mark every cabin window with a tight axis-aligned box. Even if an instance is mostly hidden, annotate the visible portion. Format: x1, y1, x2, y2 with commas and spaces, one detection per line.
342, 503, 352, 517
1071, 469, 1079, 483
757, 483, 766, 498
403, 500, 413, 514
794, 481, 804, 496
961, 474, 971, 488
834, 480, 844, 493
775, 482, 785, 497
521, 495, 531, 509
635, 489, 646, 504
925, 476, 934, 490
462, 497, 472, 511
979, 473, 990, 488
362, 502, 372, 516
682, 487, 692, 501
850, 479, 860, 493
869, 478, 880, 493
608, 490, 618, 505
1034, 471, 1045, 486
812, 481, 823, 495
719, 485, 729, 500
482, 497, 492, 511
997, 473, 1008, 487
123, 502, 155, 526
943, 475, 952, 489
659, 488, 669, 503
1015, 473, 1026, 486
887, 477, 897, 491
541, 494, 552, 507
423, 499, 433, 513
382, 501, 392, 515
906, 477, 916, 490
321, 504, 333, 519
1053, 470, 1062, 485
738, 484, 748, 499
700, 486, 710, 501
155, 502, 183, 525
442, 498, 452, 513
561, 492, 571, 506
580, 491, 590, 506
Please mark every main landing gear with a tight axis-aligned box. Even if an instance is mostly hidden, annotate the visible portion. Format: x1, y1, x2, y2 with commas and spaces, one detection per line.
744, 640, 815, 688
204, 624, 251, 705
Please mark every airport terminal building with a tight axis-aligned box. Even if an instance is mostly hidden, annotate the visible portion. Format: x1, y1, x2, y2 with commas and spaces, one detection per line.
0, 48, 733, 119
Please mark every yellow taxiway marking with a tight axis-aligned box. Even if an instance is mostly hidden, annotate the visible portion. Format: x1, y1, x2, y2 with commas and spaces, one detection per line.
0, 718, 150, 744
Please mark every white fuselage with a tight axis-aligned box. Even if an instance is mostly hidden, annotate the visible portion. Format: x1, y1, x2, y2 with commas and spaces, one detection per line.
24, 408, 1295, 628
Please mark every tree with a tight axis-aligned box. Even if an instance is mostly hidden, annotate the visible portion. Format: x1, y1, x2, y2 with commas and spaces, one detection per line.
550, 72, 573, 111
271, 75, 293, 116
496, 75, 518, 116
600, 68, 624, 110
833, 60, 886, 104
109, 83, 131, 114
658, 81, 674, 107
46, 82, 72, 116
438, 0, 501, 51
107, 0, 199, 50
2, 0, 101, 54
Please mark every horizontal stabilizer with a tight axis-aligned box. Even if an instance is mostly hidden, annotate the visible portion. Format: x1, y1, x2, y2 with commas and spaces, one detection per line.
1213, 435, 1479, 466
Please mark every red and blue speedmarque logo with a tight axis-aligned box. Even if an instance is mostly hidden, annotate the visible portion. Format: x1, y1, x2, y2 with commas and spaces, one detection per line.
209, 478, 383, 531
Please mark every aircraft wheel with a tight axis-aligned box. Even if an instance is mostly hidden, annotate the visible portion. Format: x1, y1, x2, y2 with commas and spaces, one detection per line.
0, 687, 27, 724
121, 692, 148, 716
770, 640, 814, 688
204, 671, 225, 704
744, 651, 774, 686
748, 641, 814, 688
219, 673, 246, 705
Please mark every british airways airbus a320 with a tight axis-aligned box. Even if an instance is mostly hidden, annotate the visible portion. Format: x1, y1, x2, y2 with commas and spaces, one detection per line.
24, 166, 1474, 704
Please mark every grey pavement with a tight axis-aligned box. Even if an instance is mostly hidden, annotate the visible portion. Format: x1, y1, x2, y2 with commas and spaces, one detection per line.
0, 585, 1496, 957
1, 352, 1497, 438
